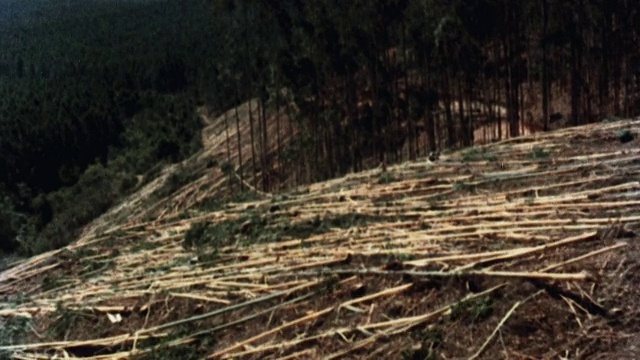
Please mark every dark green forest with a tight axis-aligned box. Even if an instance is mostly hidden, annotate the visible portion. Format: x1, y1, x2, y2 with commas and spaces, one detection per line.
1, 0, 639, 255
0, 0, 214, 254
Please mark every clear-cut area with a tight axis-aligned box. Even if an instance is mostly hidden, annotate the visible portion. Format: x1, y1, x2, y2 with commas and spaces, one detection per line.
1, 118, 639, 359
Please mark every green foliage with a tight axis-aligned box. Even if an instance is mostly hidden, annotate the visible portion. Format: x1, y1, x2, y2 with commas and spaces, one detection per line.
48, 304, 96, 341
420, 327, 444, 346
184, 222, 214, 249
183, 212, 385, 255
616, 129, 634, 144
78, 259, 116, 280
450, 296, 494, 324
528, 148, 551, 159
117, 94, 202, 173
461, 148, 497, 162
16, 162, 140, 255
0, 0, 209, 255
0, 316, 31, 357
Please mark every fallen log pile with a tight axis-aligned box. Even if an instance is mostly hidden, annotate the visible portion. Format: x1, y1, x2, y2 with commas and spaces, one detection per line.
1, 118, 639, 359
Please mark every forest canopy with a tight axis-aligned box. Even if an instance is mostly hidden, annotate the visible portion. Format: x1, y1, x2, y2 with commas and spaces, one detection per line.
0, 0, 212, 253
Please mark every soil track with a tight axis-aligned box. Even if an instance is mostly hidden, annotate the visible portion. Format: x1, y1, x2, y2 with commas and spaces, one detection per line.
1, 118, 640, 359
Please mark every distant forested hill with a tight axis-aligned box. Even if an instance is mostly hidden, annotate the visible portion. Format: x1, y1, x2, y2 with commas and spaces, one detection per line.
0, 0, 223, 254
0, 0, 42, 22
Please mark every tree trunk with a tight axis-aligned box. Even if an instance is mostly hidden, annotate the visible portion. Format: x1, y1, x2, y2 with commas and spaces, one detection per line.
423, 54, 436, 153
403, 21, 415, 160
259, 98, 269, 191
570, 0, 583, 126
234, 91, 244, 187
541, 0, 550, 131
444, 62, 456, 148
247, 98, 258, 189
457, 79, 467, 145
275, 85, 282, 191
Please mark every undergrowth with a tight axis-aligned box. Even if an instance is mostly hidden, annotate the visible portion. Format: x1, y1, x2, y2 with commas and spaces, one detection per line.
183, 211, 388, 261
450, 296, 494, 324
528, 148, 550, 159
402, 326, 443, 360
0, 316, 31, 358
48, 304, 97, 341
461, 148, 498, 162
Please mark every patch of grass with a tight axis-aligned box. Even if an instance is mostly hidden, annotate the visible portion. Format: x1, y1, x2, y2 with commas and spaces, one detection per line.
183, 221, 215, 249
132, 239, 163, 253
402, 325, 444, 360
450, 296, 494, 324
0, 316, 31, 352
48, 304, 97, 341
420, 326, 444, 345
41, 274, 67, 291
13, 293, 32, 305
182, 212, 268, 252
393, 253, 417, 262
528, 148, 550, 159
461, 148, 497, 162
184, 212, 387, 258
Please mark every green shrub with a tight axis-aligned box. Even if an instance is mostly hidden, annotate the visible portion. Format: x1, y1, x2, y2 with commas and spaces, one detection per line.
528, 148, 550, 159
20, 162, 133, 255
0, 316, 31, 355
461, 148, 497, 162
616, 129, 634, 143
450, 296, 493, 324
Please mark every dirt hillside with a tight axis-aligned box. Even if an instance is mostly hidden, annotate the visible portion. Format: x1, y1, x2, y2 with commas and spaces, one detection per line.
1, 117, 640, 359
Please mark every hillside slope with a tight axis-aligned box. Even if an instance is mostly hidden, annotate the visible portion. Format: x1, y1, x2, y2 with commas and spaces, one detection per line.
78, 100, 296, 242
1, 118, 640, 359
